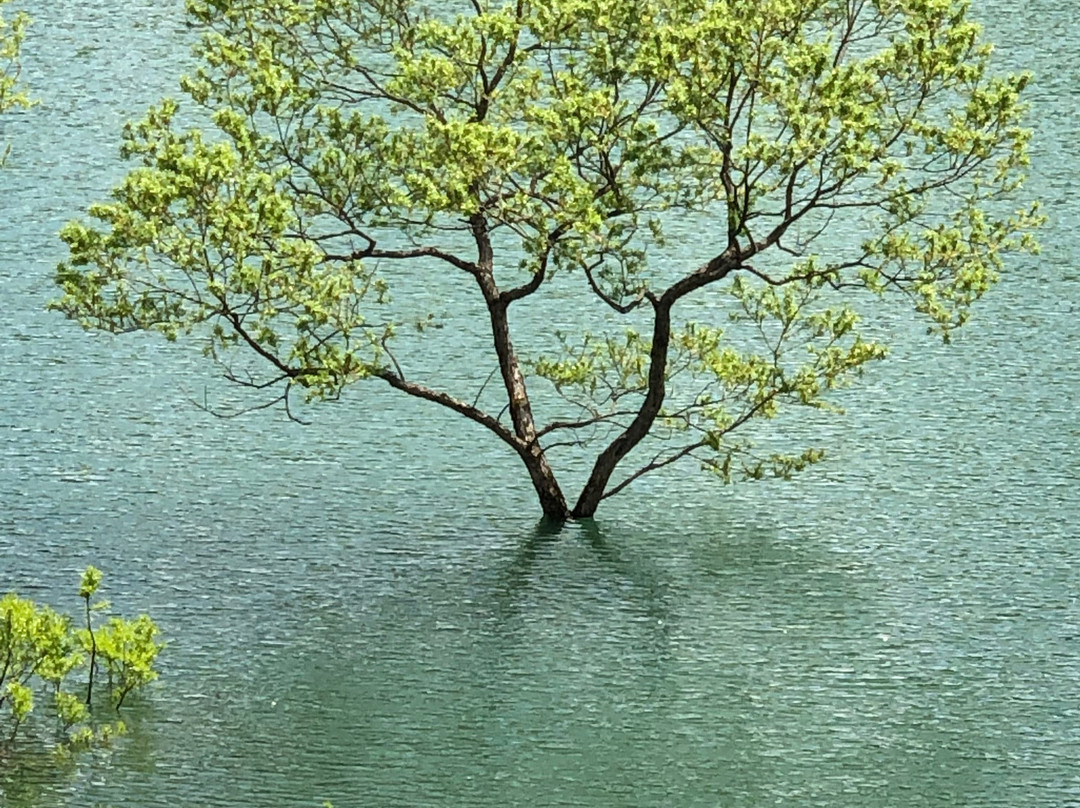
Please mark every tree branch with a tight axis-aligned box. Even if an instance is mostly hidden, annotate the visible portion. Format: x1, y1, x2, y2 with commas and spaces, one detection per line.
584, 258, 648, 313
191, 385, 312, 425
534, 410, 637, 442
375, 369, 522, 450
601, 440, 708, 501
500, 222, 571, 304
324, 244, 479, 276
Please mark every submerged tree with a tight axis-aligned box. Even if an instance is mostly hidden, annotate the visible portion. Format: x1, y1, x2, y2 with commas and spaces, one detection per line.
0, 0, 31, 165
0, 569, 163, 752
54, 0, 1039, 519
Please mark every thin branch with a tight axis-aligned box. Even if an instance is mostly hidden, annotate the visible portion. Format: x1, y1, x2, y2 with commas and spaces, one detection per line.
282, 383, 309, 424
584, 259, 648, 313
500, 222, 572, 304
221, 368, 293, 390
376, 369, 522, 451
534, 410, 639, 441
472, 365, 501, 409
598, 389, 783, 501
324, 245, 479, 276
601, 440, 708, 500
381, 334, 405, 380
190, 387, 312, 425
540, 438, 594, 452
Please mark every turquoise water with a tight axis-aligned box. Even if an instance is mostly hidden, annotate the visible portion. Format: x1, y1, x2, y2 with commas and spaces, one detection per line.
2, 1, 1079, 806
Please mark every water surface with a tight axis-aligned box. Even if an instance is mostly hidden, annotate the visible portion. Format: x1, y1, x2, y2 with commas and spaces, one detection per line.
1, 2, 1079, 806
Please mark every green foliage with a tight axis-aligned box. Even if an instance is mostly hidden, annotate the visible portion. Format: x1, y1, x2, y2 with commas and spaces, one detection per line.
0, 569, 162, 753
53, 0, 1040, 516
0, 0, 31, 166
78, 565, 102, 601
0, 592, 81, 743
82, 614, 164, 708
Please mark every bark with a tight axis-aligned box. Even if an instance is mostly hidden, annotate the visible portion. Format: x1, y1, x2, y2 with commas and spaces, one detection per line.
487, 294, 570, 520
472, 213, 570, 520
521, 447, 571, 520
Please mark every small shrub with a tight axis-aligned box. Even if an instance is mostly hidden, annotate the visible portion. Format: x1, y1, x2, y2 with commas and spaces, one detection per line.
0, 569, 162, 753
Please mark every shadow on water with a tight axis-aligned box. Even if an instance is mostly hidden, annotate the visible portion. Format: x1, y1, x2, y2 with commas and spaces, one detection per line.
43, 511, 1046, 808
487, 516, 672, 655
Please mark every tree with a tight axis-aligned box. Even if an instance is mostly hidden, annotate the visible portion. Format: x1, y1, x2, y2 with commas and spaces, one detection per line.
0, 569, 163, 752
0, 0, 31, 165
53, 0, 1040, 520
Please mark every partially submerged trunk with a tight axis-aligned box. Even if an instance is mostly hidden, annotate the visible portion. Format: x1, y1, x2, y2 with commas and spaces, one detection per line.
571, 299, 673, 519
482, 265, 570, 521
523, 446, 571, 521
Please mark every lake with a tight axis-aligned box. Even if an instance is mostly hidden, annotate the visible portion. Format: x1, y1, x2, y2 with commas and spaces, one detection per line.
1, 1, 1079, 806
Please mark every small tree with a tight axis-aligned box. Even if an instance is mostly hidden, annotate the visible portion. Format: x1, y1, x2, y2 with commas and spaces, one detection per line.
0, 0, 31, 165
0, 569, 162, 752
0, 593, 81, 743
76, 566, 165, 711
54, 0, 1040, 520
87, 615, 163, 709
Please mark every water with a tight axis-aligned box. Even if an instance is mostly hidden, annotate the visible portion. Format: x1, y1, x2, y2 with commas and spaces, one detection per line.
2, 1, 1079, 805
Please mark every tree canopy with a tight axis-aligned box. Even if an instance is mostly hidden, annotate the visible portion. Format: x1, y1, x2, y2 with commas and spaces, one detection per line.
53, 0, 1040, 519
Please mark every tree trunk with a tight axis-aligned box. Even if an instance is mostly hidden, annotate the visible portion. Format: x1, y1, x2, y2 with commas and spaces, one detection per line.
522, 445, 571, 520
572, 300, 673, 518
469, 211, 570, 520
486, 295, 570, 520
571, 249, 741, 518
